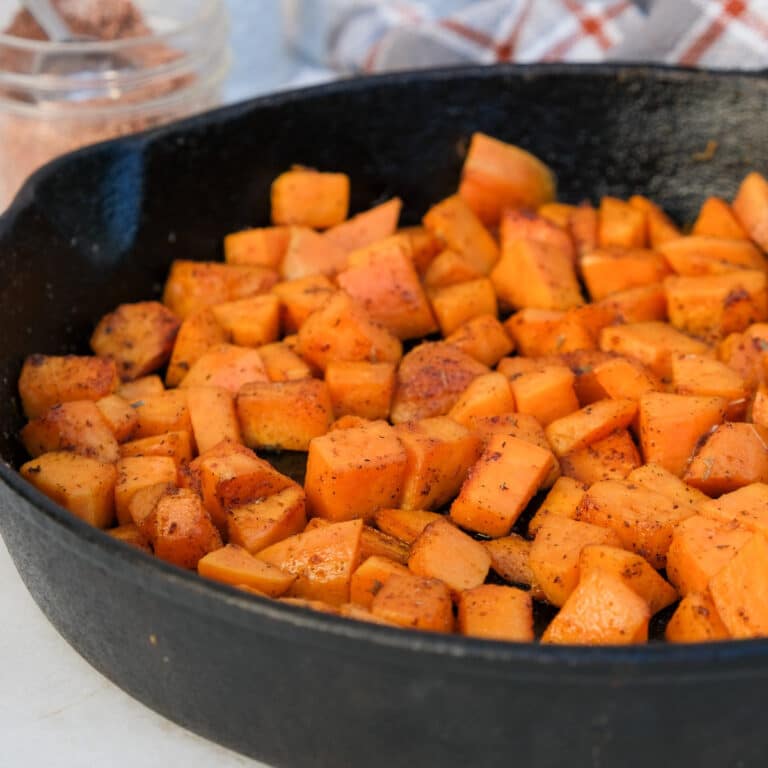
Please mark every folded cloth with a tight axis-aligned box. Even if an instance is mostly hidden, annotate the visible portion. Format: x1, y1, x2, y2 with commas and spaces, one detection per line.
283, 0, 768, 73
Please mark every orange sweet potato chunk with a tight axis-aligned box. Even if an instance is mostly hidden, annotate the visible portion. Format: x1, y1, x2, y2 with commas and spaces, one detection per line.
692, 197, 749, 240
592, 356, 660, 402
360, 525, 410, 565
119, 431, 193, 468
732, 171, 768, 251
224, 226, 290, 268
115, 455, 178, 525
21, 451, 117, 529
179, 344, 268, 393
186, 386, 242, 454
598, 197, 646, 249
545, 398, 637, 457
501, 209, 575, 264
458, 585, 534, 642
258, 342, 312, 382
95, 395, 139, 443
324, 198, 402, 252
325, 361, 395, 421
665, 591, 730, 643
371, 573, 454, 632
271, 168, 349, 229
198, 544, 295, 596
448, 372, 515, 428
373, 508, 443, 545
504, 308, 596, 357
211, 295, 281, 348
271, 274, 336, 334
659, 236, 764, 276
541, 569, 650, 645
698, 482, 768, 536
527, 476, 587, 536
305, 420, 408, 521
581, 248, 670, 301
628, 195, 681, 246
430, 278, 497, 337
423, 249, 482, 290
444, 314, 514, 367
350, 556, 410, 609
450, 433, 554, 537
671, 354, 747, 416
107, 523, 151, 553
165, 308, 228, 388
258, 518, 364, 605
483, 534, 545, 600
280, 226, 348, 280
510, 365, 580, 427
559, 428, 641, 485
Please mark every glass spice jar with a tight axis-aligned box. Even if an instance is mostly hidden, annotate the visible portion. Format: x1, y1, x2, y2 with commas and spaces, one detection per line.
0, 0, 230, 212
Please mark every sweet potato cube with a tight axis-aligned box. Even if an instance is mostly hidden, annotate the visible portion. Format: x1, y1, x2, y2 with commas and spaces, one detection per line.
185, 386, 241, 454
483, 534, 544, 599
596, 282, 668, 324
538, 202, 575, 230
510, 365, 580, 427
457, 133, 556, 225
423, 248, 482, 289
445, 314, 514, 367
165, 308, 228, 387
579, 545, 677, 614
150, 488, 222, 569
692, 197, 749, 240
132, 389, 192, 439
504, 308, 595, 357
271, 168, 349, 229
698, 482, 768, 536
210, 295, 280, 348
501, 209, 575, 264
107, 523, 151, 553
21, 452, 117, 528
360, 526, 410, 565
659, 236, 764, 276
179, 344, 268, 393
666, 515, 752, 596
717, 323, 768, 391
400, 226, 442, 274
593, 356, 660, 402
127, 481, 175, 537
575, 479, 696, 569
450, 434, 554, 537
458, 585, 534, 642
391, 342, 489, 423
371, 573, 453, 632
627, 462, 710, 508
119, 430, 193, 467
422, 193, 499, 274
296, 291, 402, 372
258, 342, 312, 382
527, 476, 588, 536
271, 274, 336, 333
732, 170, 768, 251
91, 301, 180, 381
18, 354, 119, 419
529, 516, 622, 606
491, 239, 583, 311
258, 518, 363, 605
665, 591, 729, 643
350, 556, 411, 608
22, 400, 119, 464
237, 378, 333, 451
95, 395, 139, 443
581, 248, 671, 301
324, 361, 395, 421
115, 455, 178, 525
541, 569, 650, 645
280, 226, 348, 280
671, 354, 747, 416
560, 429, 641, 485
394, 416, 481, 510
545, 398, 637, 457
373, 508, 443, 545
638, 392, 726, 477
337, 236, 437, 339
599, 322, 712, 378
227, 485, 306, 554
305, 420, 407, 521
628, 195, 681, 246
324, 198, 401, 252
118, 375, 166, 401
709, 533, 768, 639
198, 544, 295, 596
408, 518, 490, 594
430, 278, 497, 337
570, 203, 599, 256
598, 197, 646, 249
224, 226, 290, 268
162, 260, 278, 320
665, 271, 768, 342
448, 372, 515, 428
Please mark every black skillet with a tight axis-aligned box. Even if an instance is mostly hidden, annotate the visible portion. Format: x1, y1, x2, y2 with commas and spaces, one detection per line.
1, 65, 767, 768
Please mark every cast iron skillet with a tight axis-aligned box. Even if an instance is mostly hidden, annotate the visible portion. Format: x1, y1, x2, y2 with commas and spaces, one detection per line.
1, 65, 767, 768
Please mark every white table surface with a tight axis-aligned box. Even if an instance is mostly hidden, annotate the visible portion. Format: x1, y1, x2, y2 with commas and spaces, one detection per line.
0, 2, 333, 765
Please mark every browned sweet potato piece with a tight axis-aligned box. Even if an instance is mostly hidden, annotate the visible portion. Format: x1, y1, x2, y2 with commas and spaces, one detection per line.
115, 455, 178, 525
258, 518, 364, 605
325, 198, 402, 252
627, 462, 709, 508
95, 395, 139, 443
258, 342, 312, 382
21, 400, 119, 463
91, 301, 180, 381
448, 372, 515, 428
210, 295, 281, 348
370, 572, 454, 632
224, 226, 290, 268
698, 482, 768, 536
350, 556, 410, 609
692, 198, 749, 240
504, 308, 596, 357
280, 226, 348, 280
373, 508, 443, 545
510, 365, 580, 427
237, 378, 332, 451
132, 390, 192, 439
665, 591, 730, 643
527, 476, 587, 536
186, 386, 241, 454
271, 168, 349, 229
360, 526, 410, 565
21, 451, 117, 528
18, 354, 119, 419
119, 431, 193, 468
732, 171, 768, 251
305, 420, 407, 521
458, 585, 534, 642
570, 203, 599, 256
118, 376, 165, 402
598, 197, 646, 249
127, 481, 175, 537
592, 356, 660, 402
408, 518, 491, 594
423, 249, 482, 290
165, 308, 228, 387
179, 344, 268, 392
431, 278, 497, 337
560, 429, 641, 485
325, 361, 395, 421
198, 544, 295, 596
545, 398, 637, 457
501, 209, 575, 264
483, 534, 545, 600
445, 314, 514, 367
581, 248, 671, 301
671, 354, 747, 418
272, 274, 336, 334
107, 523, 152, 553
628, 195, 681, 246
659, 236, 763, 275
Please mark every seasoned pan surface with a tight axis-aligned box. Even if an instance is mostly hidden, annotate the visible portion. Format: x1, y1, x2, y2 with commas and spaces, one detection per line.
1, 65, 767, 768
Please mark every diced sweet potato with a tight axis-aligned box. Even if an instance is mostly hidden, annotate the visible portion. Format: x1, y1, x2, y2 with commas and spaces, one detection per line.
127, 480, 175, 537
483, 534, 545, 599
545, 398, 637, 457
280, 226, 348, 280
258, 342, 312, 382
527, 476, 587, 536
638, 392, 726, 477
272, 274, 336, 333
501, 209, 575, 264
628, 195, 681, 246
350, 556, 410, 609
400, 226, 442, 275
373, 508, 443, 545
698, 482, 768, 536
115, 455, 178, 525
458, 585, 534, 642
627, 462, 710, 508
198, 544, 295, 596
732, 171, 768, 251
592, 356, 660, 402
165, 308, 228, 387
448, 372, 515, 428
570, 203, 599, 256
538, 202, 575, 230
529, 516, 622, 606
119, 430, 193, 467
224, 226, 290, 268
596, 283, 668, 324
132, 390, 192, 439
179, 344, 268, 392
560, 428, 641, 485
325, 198, 402, 252
325, 361, 395, 421
581, 248, 670, 301
671, 353, 747, 417
21, 451, 117, 528
692, 198, 749, 240
210, 295, 281, 348
18, 354, 119, 419
360, 526, 410, 565
370, 573, 454, 632
91, 301, 180, 380
119, 375, 167, 401
504, 308, 596, 357
305, 420, 407, 521
659, 236, 764, 275
21, 400, 119, 463
423, 249, 482, 290
430, 278, 497, 337
258, 518, 363, 605
185, 386, 241, 454
271, 168, 349, 229
450, 433, 554, 537
541, 569, 650, 645
95, 394, 139, 443
107, 523, 151, 553
598, 197, 646, 249
162, 260, 278, 320
390, 342, 489, 424
510, 365, 580, 427
408, 518, 491, 594
457, 133, 556, 225
665, 591, 730, 643
666, 515, 752, 596
237, 378, 333, 451
444, 314, 514, 367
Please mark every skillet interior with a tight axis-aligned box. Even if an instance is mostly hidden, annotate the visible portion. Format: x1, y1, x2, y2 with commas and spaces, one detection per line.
1, 65, 768, 768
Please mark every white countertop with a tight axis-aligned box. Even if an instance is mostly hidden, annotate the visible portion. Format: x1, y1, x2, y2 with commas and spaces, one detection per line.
1, 2, 332, 765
